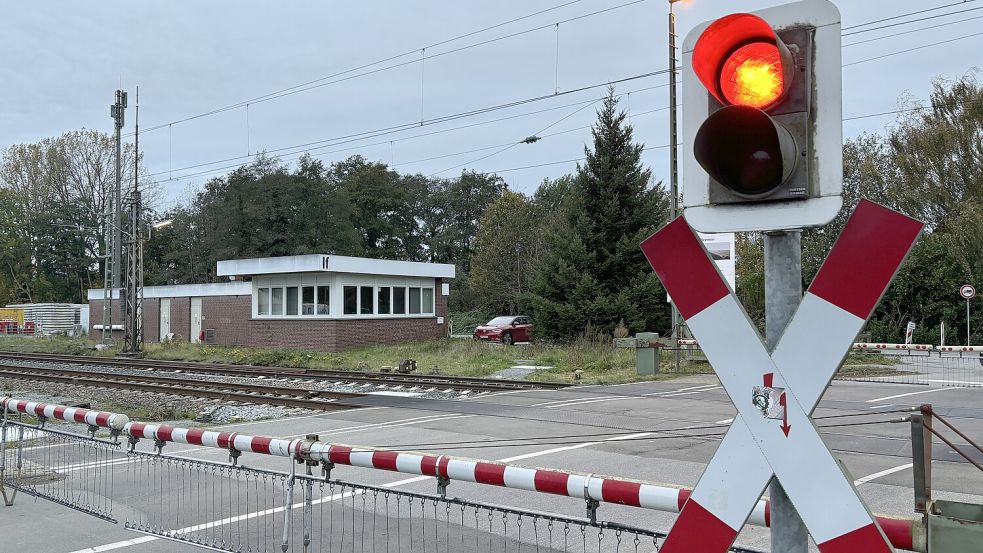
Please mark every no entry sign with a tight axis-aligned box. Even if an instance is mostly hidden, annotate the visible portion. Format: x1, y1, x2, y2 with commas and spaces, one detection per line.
641, 200, 922, 553
961, 284, 976, 300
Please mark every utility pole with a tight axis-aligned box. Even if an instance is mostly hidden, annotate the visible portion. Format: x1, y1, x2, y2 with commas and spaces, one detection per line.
668, 0, 682, 369
122, 87, 142, 354
105, 90, 127, 344
764, 230, 809, 553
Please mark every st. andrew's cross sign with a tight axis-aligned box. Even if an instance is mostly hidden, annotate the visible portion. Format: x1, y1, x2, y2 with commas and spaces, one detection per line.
641, 200, 923, 552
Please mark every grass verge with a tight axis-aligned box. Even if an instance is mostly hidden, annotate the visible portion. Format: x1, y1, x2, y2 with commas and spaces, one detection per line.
0, 335, 715, 385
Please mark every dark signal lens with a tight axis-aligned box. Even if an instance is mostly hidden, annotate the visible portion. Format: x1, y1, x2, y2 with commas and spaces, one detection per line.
719, 42, 785, 108
694, 105, 796, 197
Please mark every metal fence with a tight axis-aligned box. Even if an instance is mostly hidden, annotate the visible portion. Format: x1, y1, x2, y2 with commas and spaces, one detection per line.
121, 451, 700, 553
663, 341, 983, 387
838, 347, 983, 387
1, 420, 122, 521
1, 405, 769, 553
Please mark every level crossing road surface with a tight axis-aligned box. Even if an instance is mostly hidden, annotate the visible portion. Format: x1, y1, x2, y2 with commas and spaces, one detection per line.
3, 376, 982, 552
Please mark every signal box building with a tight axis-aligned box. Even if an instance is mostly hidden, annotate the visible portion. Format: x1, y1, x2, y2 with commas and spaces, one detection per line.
88, 255, 455, 352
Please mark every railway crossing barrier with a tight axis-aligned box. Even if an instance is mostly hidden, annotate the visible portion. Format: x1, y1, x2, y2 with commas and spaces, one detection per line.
2, 396, 929, 552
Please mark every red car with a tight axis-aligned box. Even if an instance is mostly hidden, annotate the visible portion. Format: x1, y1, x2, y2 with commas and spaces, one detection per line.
473, 316, 533, 345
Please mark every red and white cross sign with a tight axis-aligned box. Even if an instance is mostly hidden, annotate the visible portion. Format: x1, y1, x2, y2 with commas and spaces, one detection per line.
641, 200, 923, 553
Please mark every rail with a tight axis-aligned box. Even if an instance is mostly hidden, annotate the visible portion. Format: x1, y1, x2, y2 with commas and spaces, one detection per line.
0, 362, 363, 411
0, 351, 570, 392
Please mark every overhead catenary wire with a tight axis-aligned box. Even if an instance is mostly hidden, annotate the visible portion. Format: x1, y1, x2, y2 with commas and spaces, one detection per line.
843, 28, 983, 67
841, 2, 983, 37
128, 0, 647, 137
841, 0, 978, 31
429, 92, 605, 176
149, 23, 983, 189
843, 12, 983, 47
148, 70, 671, 183
147, 83, 670, 179
131, 0, 962, 140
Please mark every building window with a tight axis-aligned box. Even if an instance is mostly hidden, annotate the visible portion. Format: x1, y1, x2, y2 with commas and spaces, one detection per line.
409, 287, 422, 314
393, 287, 406, 314
271, 288, 284, 315
302, 286, 315, 315
360, 286, 374, 314
258, 288, 270, 316
343, 286, 357, 315
422, 288, 434, 314
317, 286, 330, 315
286, 286, 299, 316
378, 287, 391, 315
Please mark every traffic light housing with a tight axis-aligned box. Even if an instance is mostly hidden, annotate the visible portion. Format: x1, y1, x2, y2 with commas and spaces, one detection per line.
681, 0, 842, 233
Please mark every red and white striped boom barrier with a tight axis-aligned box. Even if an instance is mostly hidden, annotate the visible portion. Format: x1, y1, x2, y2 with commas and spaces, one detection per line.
1, 396, 923, 550
853, 343, 933, 352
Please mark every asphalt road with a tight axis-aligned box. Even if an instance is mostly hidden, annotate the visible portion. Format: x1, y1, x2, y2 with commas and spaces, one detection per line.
3, 374, 982, 552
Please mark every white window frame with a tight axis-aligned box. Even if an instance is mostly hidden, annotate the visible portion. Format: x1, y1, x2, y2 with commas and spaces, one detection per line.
253, 273, 440, 320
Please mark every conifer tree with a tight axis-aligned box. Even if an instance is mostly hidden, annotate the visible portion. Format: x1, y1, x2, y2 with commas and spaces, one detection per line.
525, 88, 670, 339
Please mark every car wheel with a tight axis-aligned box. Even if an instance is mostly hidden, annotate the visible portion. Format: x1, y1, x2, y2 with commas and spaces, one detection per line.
502, 332, 514, 345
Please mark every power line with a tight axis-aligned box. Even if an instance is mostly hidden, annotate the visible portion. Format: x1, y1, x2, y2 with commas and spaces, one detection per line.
150, 70, 670, 183
842, 2, 983, 37
146, 88, 669, 178
841, 0, 977, 31
843, 28, 983, 67
430, 93, 604, 176
130, 0, 648, 137
843, 12, 983, 47
149, 12, 983, 188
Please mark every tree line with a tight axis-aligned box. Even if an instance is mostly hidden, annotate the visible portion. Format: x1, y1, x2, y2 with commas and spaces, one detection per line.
2, 76, 981, 343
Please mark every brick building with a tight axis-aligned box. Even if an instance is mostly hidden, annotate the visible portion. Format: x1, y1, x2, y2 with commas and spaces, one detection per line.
88, 255, 454, 352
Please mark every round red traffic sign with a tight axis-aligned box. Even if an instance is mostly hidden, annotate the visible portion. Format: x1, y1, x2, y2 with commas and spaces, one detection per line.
961, 284, 976, 300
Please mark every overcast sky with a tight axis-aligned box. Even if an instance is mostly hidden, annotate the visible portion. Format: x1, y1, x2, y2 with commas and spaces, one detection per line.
1, 0, 980, 208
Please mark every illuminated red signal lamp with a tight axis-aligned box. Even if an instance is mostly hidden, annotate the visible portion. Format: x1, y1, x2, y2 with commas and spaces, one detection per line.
692, 13, 795, 109
691, 13, 803, 199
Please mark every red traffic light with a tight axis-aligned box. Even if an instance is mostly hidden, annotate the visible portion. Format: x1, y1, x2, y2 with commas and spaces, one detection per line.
693, 13, 794, 109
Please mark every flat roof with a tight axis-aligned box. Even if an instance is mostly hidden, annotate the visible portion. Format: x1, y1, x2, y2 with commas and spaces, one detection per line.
216, 254, 455, 279
88, 281, 252, 300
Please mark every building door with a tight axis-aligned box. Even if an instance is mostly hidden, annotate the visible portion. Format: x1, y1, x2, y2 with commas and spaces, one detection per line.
159, 298, 171, 341
190, 297, 203, 343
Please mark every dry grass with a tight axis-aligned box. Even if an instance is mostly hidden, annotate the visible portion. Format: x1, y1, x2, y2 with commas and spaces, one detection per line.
0, 334, 715, 385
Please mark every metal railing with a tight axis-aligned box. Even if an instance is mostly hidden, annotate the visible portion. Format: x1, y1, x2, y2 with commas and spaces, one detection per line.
1, 396, 773, 553
0, 398, 916, 551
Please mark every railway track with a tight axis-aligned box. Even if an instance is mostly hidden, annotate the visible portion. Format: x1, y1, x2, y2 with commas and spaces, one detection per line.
0, 351, 571, 393
0, 362, 363, 411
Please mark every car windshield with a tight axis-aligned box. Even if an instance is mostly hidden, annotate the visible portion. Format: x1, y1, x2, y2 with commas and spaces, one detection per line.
486, 317, 515, 325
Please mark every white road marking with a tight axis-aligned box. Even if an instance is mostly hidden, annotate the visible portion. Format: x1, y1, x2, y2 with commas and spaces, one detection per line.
542, 397, 634, 409
853, 463, 913, 485
866, 387, 966, 403
715, 418, 734, 424
642, 384, 719, 396
661, 386, 723, 397
866, 404, 898, 410
920, 379, 982, 386
476, 389, 539, 398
